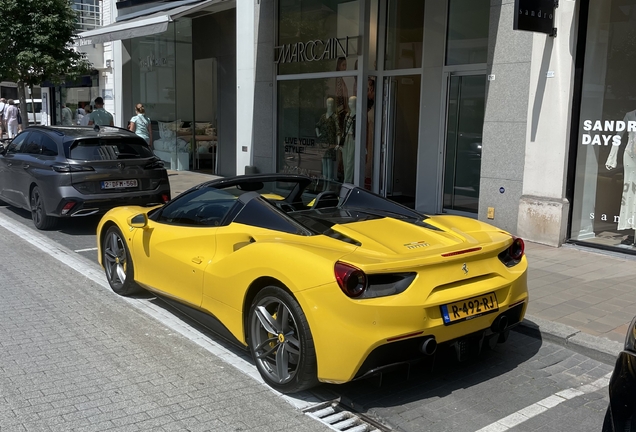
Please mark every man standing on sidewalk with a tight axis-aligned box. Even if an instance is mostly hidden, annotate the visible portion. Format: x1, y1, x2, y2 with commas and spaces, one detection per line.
87, 97, 114, 126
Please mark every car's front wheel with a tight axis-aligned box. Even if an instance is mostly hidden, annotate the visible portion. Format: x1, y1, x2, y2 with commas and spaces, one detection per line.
248, 286, 318, 393
30, 186, 57, 230
103, 226, 141, 296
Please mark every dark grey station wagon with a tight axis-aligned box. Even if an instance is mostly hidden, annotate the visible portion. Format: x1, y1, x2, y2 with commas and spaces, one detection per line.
0, 125, 171, 230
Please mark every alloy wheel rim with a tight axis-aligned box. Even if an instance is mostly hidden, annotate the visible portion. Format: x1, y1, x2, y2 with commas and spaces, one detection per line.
31, 190, 42, 225
251, 298, 301, 385
103, 232, 127, 287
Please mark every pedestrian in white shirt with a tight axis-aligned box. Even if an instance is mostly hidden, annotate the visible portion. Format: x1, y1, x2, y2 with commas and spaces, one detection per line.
4, 100, 20, 139
80, 105, 92, 126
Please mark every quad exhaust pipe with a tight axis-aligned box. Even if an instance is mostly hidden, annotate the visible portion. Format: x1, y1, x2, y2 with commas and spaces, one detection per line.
491, 315, 509, 333
420, 337, 437, 356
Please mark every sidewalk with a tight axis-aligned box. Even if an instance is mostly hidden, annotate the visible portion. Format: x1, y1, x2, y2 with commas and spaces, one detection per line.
167, 170, 635, 364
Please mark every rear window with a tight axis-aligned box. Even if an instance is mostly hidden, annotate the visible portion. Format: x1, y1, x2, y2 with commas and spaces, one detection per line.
68, 138, 154, 161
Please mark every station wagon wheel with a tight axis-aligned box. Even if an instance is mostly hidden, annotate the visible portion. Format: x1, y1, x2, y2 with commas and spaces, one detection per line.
248, 286, 318, 393
30, 186, 57, 230
103, 226, 141, 296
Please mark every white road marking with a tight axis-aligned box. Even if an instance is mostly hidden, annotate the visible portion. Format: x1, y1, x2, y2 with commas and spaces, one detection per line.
74, 247, 98, 252
476, 373, 612, 431
0, 214, 322, 411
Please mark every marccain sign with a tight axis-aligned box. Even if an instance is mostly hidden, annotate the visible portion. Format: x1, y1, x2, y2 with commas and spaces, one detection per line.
275, 36, 353, 64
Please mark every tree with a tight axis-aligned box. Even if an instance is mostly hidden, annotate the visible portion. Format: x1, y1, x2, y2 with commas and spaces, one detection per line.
0, 0, 92, 126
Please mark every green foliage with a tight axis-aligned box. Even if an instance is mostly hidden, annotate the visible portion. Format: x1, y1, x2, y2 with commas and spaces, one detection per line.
0, 0, 93, 86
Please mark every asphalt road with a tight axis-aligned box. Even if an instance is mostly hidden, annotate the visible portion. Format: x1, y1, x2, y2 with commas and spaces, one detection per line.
0, 204, 614, 432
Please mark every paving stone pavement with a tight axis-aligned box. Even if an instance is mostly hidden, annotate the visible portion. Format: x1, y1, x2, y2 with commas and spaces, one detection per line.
166, 170, 636, 363
0, 226, 330, 432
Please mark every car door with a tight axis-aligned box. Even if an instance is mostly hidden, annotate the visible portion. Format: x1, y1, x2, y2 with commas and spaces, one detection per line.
129, 187, 235, 308
0, 132, 30, 207
14, 131, 55, 208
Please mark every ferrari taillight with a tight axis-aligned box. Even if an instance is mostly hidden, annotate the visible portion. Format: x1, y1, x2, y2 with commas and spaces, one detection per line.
509, 237, 525, 260
498, 237, 525, 267
334, 262, 367, 298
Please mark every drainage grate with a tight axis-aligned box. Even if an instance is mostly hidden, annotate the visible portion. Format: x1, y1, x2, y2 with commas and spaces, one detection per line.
304, 402, 389, 432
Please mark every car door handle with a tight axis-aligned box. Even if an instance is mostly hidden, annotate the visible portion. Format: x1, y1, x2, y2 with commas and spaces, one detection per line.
191, 257, 203, 264
6, 162, 12, 167
23, 164, 29, 169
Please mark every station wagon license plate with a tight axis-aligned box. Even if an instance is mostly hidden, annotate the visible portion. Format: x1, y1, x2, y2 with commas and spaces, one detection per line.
101, 180, 138, 189
440, 292, 499, 325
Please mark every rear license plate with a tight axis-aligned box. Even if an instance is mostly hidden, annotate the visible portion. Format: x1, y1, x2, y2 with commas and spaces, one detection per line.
440, 292, 499, 325
101, 179, 138, 189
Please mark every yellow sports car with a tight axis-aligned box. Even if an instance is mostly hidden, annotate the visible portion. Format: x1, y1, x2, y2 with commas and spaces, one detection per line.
97, 174, 528, 393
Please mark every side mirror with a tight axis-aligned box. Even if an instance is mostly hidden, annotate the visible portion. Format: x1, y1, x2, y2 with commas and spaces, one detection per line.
127, 213, 148, 228
0, 144, 5, 155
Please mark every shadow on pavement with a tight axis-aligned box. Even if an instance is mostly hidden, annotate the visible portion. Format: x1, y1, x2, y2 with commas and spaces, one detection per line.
317, 329, 542, 413
138, 293, 543, 415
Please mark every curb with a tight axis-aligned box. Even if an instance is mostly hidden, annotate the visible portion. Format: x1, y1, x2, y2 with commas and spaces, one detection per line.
514, 314, 623, 366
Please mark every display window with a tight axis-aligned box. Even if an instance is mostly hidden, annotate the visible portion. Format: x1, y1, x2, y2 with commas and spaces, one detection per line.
277, 77, 354, 181
276, 0, 382, 188
571, 0, 636, 250
277, 0, 360, 75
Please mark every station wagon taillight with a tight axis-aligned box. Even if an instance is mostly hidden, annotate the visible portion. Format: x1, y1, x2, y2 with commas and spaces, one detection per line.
51, 163, 94, 172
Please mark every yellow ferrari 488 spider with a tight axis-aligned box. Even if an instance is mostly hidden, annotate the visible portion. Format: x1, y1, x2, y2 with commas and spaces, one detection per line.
97, 174, 528, 393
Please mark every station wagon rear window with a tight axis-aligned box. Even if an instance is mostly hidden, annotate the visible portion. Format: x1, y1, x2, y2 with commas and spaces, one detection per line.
68, 138, 154, 161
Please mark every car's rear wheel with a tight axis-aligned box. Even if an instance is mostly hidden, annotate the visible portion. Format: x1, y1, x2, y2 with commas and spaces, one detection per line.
103, 226, 141, 296
248, 286, 318, 393
30, 186, 57, 230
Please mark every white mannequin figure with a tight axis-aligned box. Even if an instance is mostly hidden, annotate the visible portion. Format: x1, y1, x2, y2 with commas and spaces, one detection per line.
337, 96, 357, 183
606, 109, 636, 246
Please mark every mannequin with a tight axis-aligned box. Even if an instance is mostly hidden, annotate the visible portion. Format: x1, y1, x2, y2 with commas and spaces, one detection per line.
605, 109, 636, 246
337, 96, 356, 184
315, 98, 339, 180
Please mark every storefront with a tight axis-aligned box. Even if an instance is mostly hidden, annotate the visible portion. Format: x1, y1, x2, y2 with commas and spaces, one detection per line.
570, 0, 636, 253
272, 0, 491, 213
80, 0, 236, 175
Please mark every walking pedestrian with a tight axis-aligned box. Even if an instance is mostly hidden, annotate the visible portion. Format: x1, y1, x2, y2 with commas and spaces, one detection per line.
61, 103, 73, 126
128, 103, 153, 146
0, 98, 6, 138
4, 100, 20, 139
87, 97, 114, 126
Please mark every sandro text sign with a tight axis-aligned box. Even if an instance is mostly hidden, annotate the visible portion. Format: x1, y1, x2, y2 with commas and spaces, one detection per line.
275, 37, 352, 64
513, 0, 557, 36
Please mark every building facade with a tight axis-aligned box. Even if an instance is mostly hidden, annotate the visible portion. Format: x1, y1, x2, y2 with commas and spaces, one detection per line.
79, 0, 636, 256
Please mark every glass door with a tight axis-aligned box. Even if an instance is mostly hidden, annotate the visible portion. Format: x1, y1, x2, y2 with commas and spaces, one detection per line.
443, 73, 486, 214
379, 74, 421, 208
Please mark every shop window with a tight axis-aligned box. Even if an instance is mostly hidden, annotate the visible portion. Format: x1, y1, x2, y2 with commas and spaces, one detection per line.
278, 77, 355, 182
384, 0, 424, 70
445, 0, 490, 66
571, 0, 636, 251
277, 0, 360, 75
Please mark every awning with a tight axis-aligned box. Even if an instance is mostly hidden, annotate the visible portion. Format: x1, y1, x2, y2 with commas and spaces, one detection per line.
77, 0, 232, 44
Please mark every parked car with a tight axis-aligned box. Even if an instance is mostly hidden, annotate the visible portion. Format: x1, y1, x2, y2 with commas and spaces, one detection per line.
17, 99, 42, 124
0, 125, 170, 230
603, 316, 636, 431
96, 173, 529, 393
